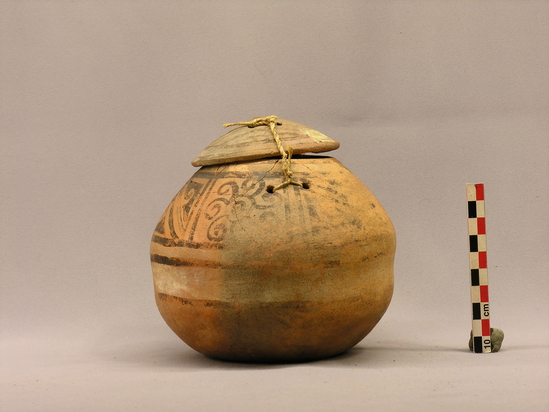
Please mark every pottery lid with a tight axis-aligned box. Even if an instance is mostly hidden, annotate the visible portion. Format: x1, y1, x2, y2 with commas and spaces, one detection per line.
191, 117, 340, 167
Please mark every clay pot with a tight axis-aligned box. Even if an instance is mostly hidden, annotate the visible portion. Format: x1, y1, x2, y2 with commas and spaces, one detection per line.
150, 119, 396, 362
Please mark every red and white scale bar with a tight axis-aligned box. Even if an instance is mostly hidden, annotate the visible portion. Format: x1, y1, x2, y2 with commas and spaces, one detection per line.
467, 183, 491, 353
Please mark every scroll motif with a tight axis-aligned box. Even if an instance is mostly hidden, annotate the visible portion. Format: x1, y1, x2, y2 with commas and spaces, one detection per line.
153, 172, 285, 247
204, 178, 281, 242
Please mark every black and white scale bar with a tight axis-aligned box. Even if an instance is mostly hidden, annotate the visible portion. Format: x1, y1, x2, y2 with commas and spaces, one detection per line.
467, 183, 491, 353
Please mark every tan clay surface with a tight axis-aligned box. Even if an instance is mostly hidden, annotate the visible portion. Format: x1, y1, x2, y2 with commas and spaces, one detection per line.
191, 119, 340, 167
151, 156, 396, 362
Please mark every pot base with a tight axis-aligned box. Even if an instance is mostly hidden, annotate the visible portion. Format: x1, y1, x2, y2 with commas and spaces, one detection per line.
155, 289, 391, 363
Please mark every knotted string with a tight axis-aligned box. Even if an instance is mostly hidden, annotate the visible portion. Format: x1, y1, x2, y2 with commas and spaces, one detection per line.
223, 116, 303, 192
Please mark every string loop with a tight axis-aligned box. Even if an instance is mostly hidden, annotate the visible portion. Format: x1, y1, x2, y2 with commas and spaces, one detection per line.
223, 116, 303, 191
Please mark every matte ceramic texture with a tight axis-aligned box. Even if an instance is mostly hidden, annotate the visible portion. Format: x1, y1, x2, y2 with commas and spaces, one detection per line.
191, 119, 340, 167
150, 155, 396, 363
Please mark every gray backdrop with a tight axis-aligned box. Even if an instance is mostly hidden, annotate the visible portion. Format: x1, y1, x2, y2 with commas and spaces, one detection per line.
1, 1, 548, 411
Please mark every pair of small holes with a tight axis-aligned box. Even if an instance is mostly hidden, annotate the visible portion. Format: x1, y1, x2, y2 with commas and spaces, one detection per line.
266, 182, 310, 193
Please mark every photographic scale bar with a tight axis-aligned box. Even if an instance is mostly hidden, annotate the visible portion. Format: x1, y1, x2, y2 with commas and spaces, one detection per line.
467, 183, 491, 353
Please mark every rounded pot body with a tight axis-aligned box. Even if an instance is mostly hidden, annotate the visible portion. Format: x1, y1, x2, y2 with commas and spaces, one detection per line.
150, 156, 396, 362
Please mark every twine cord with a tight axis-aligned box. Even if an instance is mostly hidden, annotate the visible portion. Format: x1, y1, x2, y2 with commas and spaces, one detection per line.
223, 116, 303, 191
